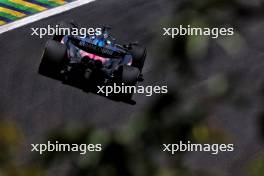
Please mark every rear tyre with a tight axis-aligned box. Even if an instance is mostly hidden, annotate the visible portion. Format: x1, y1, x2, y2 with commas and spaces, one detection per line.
131, 46, 147, 71
84, 69, 92, 81
38, 40, 67, 80
122, 65, 140, 85
53, 21, 74, 42
121, 65, 140, 99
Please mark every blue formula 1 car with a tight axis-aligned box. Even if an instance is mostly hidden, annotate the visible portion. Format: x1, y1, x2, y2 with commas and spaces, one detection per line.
38, 22, 147, 99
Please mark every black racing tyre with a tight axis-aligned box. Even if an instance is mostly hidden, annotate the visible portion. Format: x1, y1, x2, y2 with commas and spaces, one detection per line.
84, 69, 92, 81
131, 46, 147, 71
53, 21, 74, 42
121, 65, 140, 85
120, 65, 140, 100
38, 40, 67, 80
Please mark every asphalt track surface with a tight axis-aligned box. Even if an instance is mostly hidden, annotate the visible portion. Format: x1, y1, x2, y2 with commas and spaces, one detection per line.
0, 0, 264, 176
0, 0, 173, 144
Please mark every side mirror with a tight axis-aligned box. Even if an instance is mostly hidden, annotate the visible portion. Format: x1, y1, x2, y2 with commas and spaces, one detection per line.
124, 41, 139, 50
122, 41, 140, 50
130, 41, 139, 46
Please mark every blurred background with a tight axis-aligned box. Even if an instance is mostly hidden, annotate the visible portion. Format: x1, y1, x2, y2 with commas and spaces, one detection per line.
0, 0, 264, 175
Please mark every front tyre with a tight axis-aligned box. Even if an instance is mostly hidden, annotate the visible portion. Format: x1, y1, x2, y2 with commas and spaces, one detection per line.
38, 40, 67, 80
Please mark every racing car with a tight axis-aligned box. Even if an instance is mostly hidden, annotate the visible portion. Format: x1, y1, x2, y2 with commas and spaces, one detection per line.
38, 22, 147, 99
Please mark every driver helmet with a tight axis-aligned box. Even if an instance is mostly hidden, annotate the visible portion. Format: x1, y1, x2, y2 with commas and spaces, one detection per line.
103, 32, 109, 39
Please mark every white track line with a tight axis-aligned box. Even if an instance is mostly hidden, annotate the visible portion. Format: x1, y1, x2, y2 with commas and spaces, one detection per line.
0, 0, 96, 34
